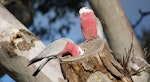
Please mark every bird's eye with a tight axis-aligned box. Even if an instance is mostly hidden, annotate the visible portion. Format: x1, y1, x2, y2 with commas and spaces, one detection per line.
79, 49, 84, 55
78, 47, 84, 55
79, 51, 81, 54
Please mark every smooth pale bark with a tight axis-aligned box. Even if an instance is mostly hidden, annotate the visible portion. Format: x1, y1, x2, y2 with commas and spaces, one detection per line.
88, 0, 143, 61
88, 0, 149, 82
0, 4, 65, 82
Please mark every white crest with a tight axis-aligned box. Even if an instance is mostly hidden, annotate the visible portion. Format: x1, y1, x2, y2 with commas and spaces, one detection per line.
79, 7, 93, 15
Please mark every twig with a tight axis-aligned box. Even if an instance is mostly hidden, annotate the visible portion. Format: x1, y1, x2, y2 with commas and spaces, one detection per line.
132, 10, 150, 28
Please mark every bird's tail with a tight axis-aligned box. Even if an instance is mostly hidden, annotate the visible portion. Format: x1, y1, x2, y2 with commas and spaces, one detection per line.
33, 55, 57, 76
28, 57, 43, 66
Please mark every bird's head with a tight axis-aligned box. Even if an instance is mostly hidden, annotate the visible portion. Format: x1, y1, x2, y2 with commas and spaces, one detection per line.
62, 41, 84, 57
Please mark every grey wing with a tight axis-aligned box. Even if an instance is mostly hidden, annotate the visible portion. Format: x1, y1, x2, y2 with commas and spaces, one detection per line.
38, 38, 71, 58
95, 16, 104, 38
28, 39, 68, 66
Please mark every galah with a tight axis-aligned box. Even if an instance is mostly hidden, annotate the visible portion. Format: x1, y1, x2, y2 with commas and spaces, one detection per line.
79, 7, 104, 41
28, 38, 84, 76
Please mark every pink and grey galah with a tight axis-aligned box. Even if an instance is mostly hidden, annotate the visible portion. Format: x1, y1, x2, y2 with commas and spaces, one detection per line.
79, 7, 104, 41
28, 38, 84, 76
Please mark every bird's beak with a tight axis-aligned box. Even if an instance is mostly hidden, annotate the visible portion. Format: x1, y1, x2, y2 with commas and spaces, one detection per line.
78, 47, 84, 55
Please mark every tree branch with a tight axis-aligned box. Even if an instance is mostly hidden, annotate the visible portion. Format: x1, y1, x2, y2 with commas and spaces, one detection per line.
88, 0, 149, 82
132, 10, 150, 28
0, 4, 65, 82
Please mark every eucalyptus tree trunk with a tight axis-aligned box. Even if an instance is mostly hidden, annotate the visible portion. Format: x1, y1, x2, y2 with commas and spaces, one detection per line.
0, 4, 65, 82
0, 0, 150, 82
88, 0, 150, 82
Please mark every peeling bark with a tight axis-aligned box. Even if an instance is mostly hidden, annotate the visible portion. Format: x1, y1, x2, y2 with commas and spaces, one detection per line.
61, 38, 132, 82
0, 1, 149, 82
0, 4, 64, 82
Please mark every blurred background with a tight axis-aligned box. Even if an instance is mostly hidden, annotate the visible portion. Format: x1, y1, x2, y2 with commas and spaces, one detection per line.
0, 0, 150, 82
